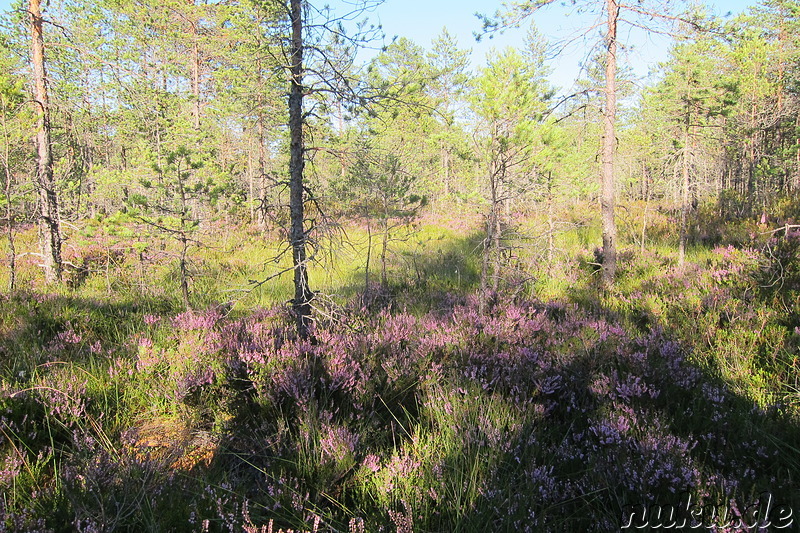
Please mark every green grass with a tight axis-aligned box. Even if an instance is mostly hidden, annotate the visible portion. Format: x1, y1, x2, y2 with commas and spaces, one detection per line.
0, 204, 798, 531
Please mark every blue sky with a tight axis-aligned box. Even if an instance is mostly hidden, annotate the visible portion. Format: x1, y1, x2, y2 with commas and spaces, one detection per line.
0, 0, 758, 93
357, 0, 758, 93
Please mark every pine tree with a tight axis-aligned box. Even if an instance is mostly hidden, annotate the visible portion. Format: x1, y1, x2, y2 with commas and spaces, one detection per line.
29, 0, 62, 284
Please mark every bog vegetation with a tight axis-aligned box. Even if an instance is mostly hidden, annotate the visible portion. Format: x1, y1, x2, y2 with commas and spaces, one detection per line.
0, 0, 799, 531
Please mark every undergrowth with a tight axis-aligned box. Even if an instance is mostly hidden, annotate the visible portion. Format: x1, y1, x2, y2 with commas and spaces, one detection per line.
0, 207, 799, 532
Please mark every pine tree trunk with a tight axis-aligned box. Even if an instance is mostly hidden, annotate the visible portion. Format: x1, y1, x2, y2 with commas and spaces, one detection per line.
30, 0, 62, 285
257, 101, 267, 228
492, 186, 502, 294
678, 110, 692, 270
479, 158, 497, 315
256, 49, 267, 228
364, 215, 372, 304
192, 38, 201, 132
380, 218, 389, 291
478, 213, 491, 316
600, 0, 619, 286
443, 146, 450, 197
547, 172, 554, 267
177, 160, 192, 310
641, 165, 650, 254
2, 111, 15, 291
180, 236, 191, 310
796, 115, 800, 190
247, 147, 255, 223
289, 0, 313, 339
679, 120, 690, 270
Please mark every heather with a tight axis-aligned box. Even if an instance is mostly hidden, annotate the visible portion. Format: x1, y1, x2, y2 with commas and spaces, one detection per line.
1, 215, 799, 532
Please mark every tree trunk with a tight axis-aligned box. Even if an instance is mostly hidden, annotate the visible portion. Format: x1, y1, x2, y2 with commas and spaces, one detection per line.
479, 159, 495, 315
288, 0, 313, 339
443, 146, 450, 197
337, 100, 347, 180
1, 109, 15, 291
678, 122, 690, 270
641, 164, 649, 254
478, 214, 491, 316
380, 217, 389, 290
255, 47, 268, 228
479, 155, 500, 314
257, 100, 267, 228
177, 159, 192, 310
30, 0, 62, 285
180, 236, 191, 310
192, 36, 201, 132
364, 214, 372, 304
796, 115, 800, 191
492, 186, 502, 294
547, 171, 554, 267
247, 146, 255, 223
600, 0, 619, 286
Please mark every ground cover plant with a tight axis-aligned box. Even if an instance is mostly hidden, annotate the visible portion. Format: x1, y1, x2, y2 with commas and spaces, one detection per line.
0, 208, 798, 532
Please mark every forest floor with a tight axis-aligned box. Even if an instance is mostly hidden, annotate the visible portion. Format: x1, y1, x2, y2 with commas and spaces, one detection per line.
0, 204, 798, 532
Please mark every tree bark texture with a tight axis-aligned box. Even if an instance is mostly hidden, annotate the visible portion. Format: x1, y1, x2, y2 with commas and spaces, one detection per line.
30, 0, 63, 284
679, 115, 690, 269
601, 0, 619, 285
288, 0, 313, 338
2, 111, 15, 291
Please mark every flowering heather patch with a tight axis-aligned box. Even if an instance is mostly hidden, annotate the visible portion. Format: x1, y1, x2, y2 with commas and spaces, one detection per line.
172, 309, 223, 331
1, 280, 798, 531
145, 297, 793, 531
34, 366, 89, 425
0, 452, 23, 488
131, 308, 236, 412
708, 245, 759, 283
143, 314, 161, 326
44, 323, 83, 352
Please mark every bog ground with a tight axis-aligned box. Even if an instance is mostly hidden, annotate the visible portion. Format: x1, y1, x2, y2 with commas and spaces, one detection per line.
1, 210, 798, 532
